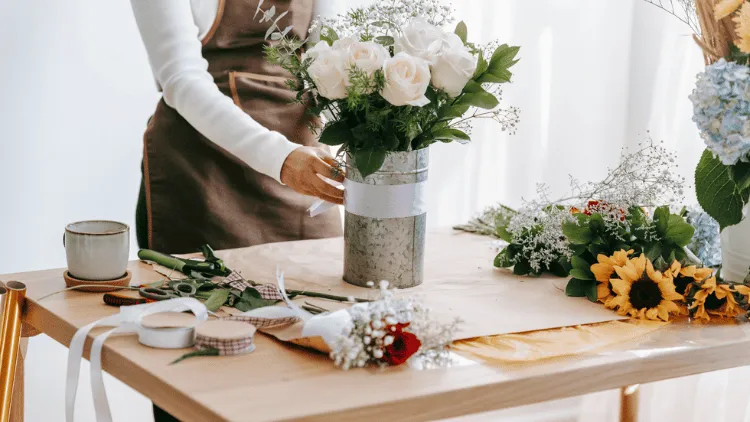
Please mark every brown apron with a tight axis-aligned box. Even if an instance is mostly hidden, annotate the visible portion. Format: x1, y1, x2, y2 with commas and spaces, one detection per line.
142, 0, 341, 254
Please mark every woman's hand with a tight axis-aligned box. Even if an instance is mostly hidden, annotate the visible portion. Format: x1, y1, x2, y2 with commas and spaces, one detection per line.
280, 147, 345, 205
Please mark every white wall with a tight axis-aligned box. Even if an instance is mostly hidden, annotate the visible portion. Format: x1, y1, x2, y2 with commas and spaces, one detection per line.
0, 1, 157, 420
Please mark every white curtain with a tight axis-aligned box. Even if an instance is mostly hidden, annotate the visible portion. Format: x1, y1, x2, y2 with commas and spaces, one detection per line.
427, 0, 706, 229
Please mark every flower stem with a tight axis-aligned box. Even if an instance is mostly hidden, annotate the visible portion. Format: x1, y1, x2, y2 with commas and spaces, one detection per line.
285, 289, 371, 303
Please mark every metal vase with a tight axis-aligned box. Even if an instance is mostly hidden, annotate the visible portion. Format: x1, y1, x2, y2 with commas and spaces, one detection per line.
343, 149, 429, 289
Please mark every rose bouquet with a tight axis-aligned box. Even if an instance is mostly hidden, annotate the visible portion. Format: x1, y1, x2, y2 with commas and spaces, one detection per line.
260, 0, 520, 176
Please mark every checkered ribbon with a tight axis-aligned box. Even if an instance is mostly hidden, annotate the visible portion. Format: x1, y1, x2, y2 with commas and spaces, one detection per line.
225, 315, 301, 328
195, 331, 255, 356
214, 271, 284, 301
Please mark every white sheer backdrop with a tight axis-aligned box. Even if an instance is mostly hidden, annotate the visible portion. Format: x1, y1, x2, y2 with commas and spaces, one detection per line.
0, 0, 747, 421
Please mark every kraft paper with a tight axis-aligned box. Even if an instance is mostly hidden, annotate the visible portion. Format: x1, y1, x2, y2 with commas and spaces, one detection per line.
452, 319, 667, 364
217, 231, 627, 341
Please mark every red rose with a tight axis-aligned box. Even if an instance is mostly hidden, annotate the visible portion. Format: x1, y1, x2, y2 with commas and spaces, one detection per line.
382, 325, 421, 366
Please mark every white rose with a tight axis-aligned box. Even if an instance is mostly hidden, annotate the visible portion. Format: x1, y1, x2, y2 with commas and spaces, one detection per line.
347, 41, 390, 77
430, 33, 477, 97
332, 37, 357, 51
308, 48, 348, 100
380, 52, 431, 107
394, 18, 443, 64
301, 40, 330, 62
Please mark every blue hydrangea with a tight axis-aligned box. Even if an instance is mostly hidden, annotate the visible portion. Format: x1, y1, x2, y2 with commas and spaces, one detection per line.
686, 205, 722, 267
690, 58, 750, 165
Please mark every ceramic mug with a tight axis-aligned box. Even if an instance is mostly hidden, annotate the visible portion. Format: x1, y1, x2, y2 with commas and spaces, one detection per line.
64, 220, 130, 281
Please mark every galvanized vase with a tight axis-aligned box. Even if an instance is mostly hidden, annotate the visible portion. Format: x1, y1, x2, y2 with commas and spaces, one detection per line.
343, 149, 429, 289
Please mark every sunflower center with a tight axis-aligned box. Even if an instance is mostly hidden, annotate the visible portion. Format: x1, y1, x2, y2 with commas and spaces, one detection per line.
629, 278, 663, 310
673, 276, 692, 295
704, 292, 726, 310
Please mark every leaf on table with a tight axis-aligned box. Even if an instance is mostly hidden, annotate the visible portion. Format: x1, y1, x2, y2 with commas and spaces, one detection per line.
204, 289, 230, 312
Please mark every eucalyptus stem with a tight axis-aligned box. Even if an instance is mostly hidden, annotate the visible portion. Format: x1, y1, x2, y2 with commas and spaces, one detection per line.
285, 289, 371, 303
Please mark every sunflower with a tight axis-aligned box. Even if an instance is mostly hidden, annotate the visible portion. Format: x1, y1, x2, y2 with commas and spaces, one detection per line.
716, 0, 746, 20
590, 249, 634, 304
607, 255, 683, 321
666, 262, 714, 296
733, 2, 750, 54
688, 277, 742, 321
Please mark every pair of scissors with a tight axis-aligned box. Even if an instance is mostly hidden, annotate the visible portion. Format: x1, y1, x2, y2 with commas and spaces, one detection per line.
139, 282, 197, 301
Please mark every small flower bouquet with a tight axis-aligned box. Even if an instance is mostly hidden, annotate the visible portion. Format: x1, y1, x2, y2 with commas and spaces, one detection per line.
260, 0, 520, 176
330, 281, 459, 370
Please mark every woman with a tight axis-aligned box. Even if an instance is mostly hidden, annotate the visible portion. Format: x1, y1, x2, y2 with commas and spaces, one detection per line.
131, 0, 344, 257
130, 0, 344, 420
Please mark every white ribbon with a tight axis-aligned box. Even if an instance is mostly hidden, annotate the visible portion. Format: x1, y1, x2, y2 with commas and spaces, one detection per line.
66, 298, 207, 422
308, 179, 428, 219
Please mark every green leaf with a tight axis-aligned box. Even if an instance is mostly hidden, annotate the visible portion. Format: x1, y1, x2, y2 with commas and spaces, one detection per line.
320, 25, 339, 46
653, 206, 670, 237
585, 281, 598, 303
437, 103, 470, 121
730, 161, 750, 192
496, 226, 513, 243
472, 51, 488, 79
512, 259, 531, 275
645, 243, 663, 262
487, 44, 520, 82
562, 220, 593, 244
571, 255, 591, 271
462, 81, 484, 93
374, 36, 394, 46
549, 259, 572, 278
430, 128, 470, 144
494, 248, 514, 268
477, 72, 511, 84
566, 278, 594, 298
171, 348, 220, 365
454, 21, 468, 44
665, 214, 695, 246
653, 256, 669, 272
457, 90, 499, 109
204, 289, 229, 312
570, 268, 594, 281
319, 121, 351, 146
353, 150, 387, 178
696, 149, 746, 230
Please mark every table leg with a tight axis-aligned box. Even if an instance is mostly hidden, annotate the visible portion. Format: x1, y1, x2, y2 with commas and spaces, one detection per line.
619, 384, 640, 422
9, 339, 25, 422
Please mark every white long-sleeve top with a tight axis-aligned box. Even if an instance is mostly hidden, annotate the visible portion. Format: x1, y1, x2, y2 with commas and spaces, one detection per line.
130, 0, 328, 183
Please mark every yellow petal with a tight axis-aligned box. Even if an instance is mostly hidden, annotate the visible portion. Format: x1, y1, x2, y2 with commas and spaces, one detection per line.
614, 265, 639, 283
591, 263, 615, 282
716, 0, 746, 20
694, 267, 713, 280
633, 255, 647, 277
734, 3, 750, 54
610, 278, 632, 296
597, 283, 611, 301
596, 254, 610, 264
645, 307, 659, 321
668, 261, 682, 277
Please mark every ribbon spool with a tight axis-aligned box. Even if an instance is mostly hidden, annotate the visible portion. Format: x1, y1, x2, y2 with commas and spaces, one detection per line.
194, 320, 257, 355
139, 312, 201, 349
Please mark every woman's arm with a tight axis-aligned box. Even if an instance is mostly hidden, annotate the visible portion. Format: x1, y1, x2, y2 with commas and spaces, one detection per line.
130, 0, 300, 183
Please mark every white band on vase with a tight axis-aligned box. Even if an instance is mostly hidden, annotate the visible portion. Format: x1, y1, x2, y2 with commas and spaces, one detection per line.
308, 179, 428, 219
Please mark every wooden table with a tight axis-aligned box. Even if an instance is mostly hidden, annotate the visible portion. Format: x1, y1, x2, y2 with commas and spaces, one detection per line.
5, 233, 750, 421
